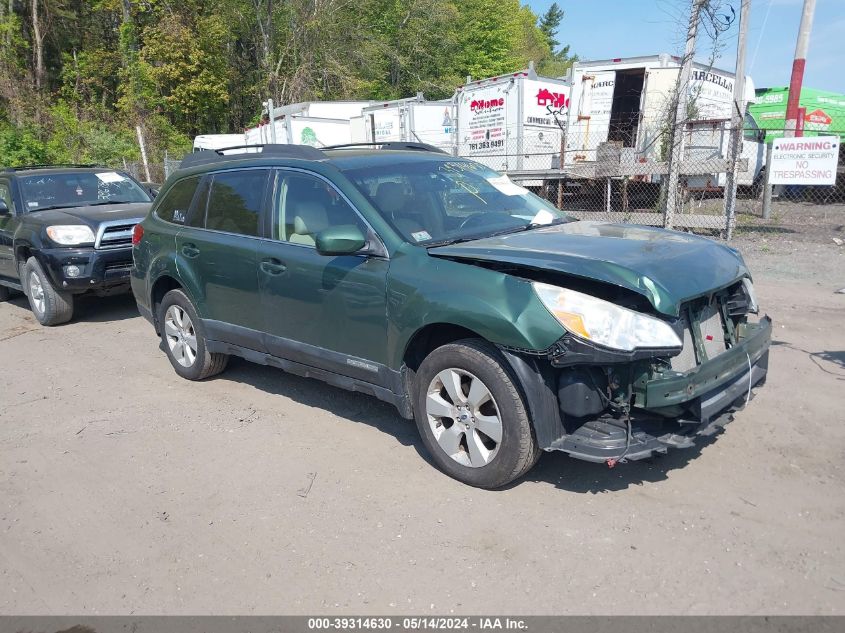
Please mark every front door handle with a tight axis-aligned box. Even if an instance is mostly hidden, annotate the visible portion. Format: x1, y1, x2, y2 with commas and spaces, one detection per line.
181, 243, 200, 258
260, 258, 286, 275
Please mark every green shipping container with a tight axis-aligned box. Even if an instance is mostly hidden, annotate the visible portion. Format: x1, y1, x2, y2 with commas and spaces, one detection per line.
750, 87, 845, 141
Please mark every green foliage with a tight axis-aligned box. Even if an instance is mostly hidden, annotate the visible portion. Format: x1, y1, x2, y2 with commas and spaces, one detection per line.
139, 12, 230, 133
0, 122, 49, 166
0, 0, 576, 164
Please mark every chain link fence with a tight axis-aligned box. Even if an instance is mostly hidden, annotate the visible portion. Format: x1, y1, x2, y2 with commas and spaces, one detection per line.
470, 123, 844, 243
116, 123, 844, 247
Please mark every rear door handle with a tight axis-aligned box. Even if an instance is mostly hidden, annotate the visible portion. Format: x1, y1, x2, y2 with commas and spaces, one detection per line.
260, 258, 286, 275
181, 243, 200, 258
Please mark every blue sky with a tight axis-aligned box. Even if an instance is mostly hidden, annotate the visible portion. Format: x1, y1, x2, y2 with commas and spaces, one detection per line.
524, 0, 844, 93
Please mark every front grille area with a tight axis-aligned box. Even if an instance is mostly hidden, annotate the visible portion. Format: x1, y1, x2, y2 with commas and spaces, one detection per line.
104, 261, 132, 272
699, 300, 729, 360
670, 312, 698, 372
670, 289, 738, 373
95, 219, 142, 250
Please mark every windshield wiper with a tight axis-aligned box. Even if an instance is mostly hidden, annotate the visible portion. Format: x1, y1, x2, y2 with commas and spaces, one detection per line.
424, 236, 480, 248
425, 216, 575, 248
86, 199, 137, 206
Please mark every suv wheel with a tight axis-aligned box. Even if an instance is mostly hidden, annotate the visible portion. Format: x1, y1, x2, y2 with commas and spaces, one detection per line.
414, 339, 540, 489
158, 289, 228, 380
24, 257, 74, 326
0, 285, 10, 302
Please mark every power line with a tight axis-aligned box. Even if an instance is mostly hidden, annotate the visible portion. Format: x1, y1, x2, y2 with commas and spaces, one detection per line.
749, 0, 774, 74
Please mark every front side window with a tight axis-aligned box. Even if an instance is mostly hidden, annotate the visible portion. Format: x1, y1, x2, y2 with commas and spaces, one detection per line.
272, 172, 365, 246
155, 176, 201, 224
18, 170, 151, 212
744, 113, 761, 141
0, 181, 14, 213
342, 158, 572, 245
205, 170, 269, 237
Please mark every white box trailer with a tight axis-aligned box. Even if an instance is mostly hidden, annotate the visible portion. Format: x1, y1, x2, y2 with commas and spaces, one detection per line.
244, 101, 375, 148
192, 133, 247, 152
272, 100, 374, 121
246, 116, 356, 147
455, 69, 571, 172
357, 95, 456, 153
564, 54, 763, 185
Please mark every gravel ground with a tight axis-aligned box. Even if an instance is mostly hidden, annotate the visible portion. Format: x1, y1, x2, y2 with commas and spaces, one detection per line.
0, 240, 843, 615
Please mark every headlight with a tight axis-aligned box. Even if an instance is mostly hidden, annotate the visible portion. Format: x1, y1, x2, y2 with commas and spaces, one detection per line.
533, 282, 683, 351
46, 225, 96, 245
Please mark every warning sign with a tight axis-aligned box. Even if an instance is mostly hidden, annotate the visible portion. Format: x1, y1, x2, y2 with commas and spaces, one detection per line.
770, 136, 840, 185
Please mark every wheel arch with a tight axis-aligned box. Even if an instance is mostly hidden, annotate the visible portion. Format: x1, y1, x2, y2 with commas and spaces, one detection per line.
402, 322, 485, 372
149, 274, 190, 333
402, 323, 565, 450
14, 240, 39, 272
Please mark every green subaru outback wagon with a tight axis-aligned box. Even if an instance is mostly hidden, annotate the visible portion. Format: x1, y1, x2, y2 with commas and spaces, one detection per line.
131, 143, 771, 488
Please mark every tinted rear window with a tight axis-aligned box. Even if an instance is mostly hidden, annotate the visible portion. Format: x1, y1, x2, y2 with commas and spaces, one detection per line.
205, 170, 269, 237
155, 176, 201, 224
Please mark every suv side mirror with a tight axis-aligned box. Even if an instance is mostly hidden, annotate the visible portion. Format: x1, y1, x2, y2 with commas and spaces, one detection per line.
0, 199, 9, 216
315, 225, 367, 256
757, 129, 766, 143
148, 186, 159, 199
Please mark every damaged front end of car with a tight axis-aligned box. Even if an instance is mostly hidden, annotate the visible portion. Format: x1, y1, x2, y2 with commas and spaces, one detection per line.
497, 278, 771, 465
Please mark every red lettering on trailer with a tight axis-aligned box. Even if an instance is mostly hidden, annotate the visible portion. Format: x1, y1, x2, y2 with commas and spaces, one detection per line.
470, 98, 505, 112
536, 88, 569, 110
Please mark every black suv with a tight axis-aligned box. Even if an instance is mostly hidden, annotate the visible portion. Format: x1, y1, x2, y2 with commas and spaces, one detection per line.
0, 166, 153, 325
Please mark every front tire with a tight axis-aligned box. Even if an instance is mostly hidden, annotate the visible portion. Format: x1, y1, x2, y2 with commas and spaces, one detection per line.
23, 257, 74, 326
158, 289, 228, 380
413, 339, 540, 489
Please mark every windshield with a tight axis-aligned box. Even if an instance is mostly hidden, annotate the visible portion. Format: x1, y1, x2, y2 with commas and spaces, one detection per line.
19, 170, 151, 211
342, 158, 573, 245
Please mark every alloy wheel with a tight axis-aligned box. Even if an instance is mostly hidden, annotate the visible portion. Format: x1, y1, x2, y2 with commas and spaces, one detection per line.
164, 305, 198, 368
29, 271, 45, 315
425, 368, 502, 468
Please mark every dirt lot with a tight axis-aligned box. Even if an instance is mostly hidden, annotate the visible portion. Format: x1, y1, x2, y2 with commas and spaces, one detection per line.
1, 244, 844, 615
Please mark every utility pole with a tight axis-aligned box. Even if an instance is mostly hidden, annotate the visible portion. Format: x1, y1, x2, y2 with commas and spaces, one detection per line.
664, 0, 706, 229
724, 0, 751, 239
784, 0, 816, 138
267, 99, 277, 144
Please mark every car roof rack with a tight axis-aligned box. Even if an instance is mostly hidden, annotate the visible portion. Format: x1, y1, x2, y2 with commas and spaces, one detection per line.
323, 141, 448, 155
2, 163, 100, 172
179, 144, 325, 170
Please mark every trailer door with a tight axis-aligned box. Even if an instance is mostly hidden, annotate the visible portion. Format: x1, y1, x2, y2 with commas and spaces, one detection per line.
566, 70, 615, 164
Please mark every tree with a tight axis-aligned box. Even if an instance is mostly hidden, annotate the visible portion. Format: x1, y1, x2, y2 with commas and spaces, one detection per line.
539, 2, 564, 53
535, 1, 576, 76
0, 0, 576, 168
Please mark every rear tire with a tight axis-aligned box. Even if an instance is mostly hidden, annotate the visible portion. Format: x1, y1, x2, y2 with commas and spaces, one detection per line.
158, 288, 228, 380
0, 285, 10, 302
23, 257, 74, 326
413, 339, 540, 489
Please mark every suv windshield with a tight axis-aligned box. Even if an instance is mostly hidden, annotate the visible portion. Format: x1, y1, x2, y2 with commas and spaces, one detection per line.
342, 158, 572, 245
19, 170, 151, 211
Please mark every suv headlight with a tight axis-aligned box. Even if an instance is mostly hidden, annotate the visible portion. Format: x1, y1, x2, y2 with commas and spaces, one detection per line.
533, 282, 683, 351
46, 225, 96, 246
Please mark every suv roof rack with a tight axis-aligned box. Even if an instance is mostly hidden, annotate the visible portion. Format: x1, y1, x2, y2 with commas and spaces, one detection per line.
323, 142, 448, 155
2, 163, 100, 172
179, 144, 325, 170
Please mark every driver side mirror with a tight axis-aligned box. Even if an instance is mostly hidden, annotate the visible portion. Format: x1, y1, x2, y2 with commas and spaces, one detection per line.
757, 129, 766, 143
315, 225, 367, 256
148, 186, 159, 199
0, 199, 9, 216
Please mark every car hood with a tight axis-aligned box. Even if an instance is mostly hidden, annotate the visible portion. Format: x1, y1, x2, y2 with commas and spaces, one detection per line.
29, 202, 150, 229
428, 221, 749, 317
